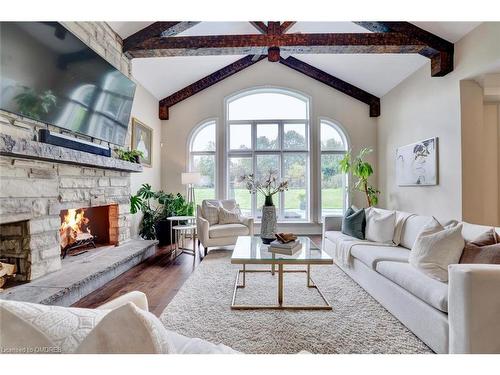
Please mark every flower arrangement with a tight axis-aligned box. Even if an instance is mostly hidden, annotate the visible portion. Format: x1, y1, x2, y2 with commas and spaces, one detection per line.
240, 169, 288, 206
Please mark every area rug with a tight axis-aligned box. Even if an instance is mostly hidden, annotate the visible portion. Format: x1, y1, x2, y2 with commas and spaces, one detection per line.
160, 250, 432, 354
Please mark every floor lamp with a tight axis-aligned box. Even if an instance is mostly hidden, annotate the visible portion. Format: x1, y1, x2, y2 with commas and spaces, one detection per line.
182, 172, 202, 207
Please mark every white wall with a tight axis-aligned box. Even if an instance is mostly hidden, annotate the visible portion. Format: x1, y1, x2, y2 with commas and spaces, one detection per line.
160, 60, 378, 231
377, 22, 500, 221
129, 83, 163, 236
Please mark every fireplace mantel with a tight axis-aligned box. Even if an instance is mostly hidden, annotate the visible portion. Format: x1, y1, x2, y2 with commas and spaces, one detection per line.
0, 133, 143, 173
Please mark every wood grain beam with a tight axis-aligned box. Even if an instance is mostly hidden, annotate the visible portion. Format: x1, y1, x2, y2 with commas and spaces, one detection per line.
249, 21, 268, 34
354, 22, 454, 76
280, 56, 380, 117
280, 22, 296, 33
159, 55, 266, 120
123, 21, 199, 51
125, 32, 426, 58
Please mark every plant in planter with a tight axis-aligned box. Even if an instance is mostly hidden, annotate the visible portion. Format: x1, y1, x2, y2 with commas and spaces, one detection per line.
339, 148, 380, 207
240, 170, 288, 244
130, 184, 193, 245
115, 148, 144, 164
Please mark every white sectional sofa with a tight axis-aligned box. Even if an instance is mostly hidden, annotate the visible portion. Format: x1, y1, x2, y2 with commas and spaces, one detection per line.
322, 211, 500, 354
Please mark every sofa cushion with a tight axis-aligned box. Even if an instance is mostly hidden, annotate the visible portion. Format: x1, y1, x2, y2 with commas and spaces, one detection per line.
409, 218, 465, 282
0, 299, 109, 353
341, 206, 366, 240
76, 302, 171, 354
460, 228, 500, 264
399, 214, 434, 249
365, 207, 396, 244
209, 223, 249, 238
376, 261, 449, 312
350, 245, 410, 270
218, 206, 241, 224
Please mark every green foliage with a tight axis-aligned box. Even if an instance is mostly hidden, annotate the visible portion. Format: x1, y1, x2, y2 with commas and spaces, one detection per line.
14, 87, 57, 120
339, 148, 380, 207
114, 148, 144, 163
130, 184, 194, 240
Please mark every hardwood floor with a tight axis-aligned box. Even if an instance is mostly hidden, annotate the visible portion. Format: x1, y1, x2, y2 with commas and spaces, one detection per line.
72, 235, 323, 317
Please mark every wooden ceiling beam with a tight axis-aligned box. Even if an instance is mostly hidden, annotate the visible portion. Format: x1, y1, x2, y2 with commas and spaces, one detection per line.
280, 22, 296, 33
354, 22, 454, 76
125, 32, 426, 58
159, 55, 266, 120
123, 21, 199, 52
249, 21, 268, 34
280, 56, 380, 117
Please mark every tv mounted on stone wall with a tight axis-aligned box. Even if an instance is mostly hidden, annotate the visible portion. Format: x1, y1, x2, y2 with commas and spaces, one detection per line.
0, 22, 136, 146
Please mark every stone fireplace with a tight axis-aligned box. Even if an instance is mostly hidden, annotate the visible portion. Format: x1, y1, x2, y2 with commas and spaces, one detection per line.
0, 133, 142, 282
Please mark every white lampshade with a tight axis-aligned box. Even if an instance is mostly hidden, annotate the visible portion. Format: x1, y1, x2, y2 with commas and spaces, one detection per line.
181, 172, 201, 185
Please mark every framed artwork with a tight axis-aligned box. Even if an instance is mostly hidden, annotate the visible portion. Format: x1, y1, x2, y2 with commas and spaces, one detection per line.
396, 137, 438, 186
131, 117, 153, 167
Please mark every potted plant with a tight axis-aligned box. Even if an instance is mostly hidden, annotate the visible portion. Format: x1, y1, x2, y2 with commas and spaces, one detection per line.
339, 148, 380, 207
240, 170, 288, 244
130, 184, 194, 246
115, 148, 144, 164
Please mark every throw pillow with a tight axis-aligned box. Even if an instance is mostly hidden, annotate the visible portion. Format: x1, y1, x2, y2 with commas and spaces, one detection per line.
218, 206, 241, 224
409, 218, 465, 282
460, 228, 500, 264
341, 206, 366, 240
202, 201, 220, 225
365, 207, 396, 243
0, 299, 108, 353
76, 302, 171, 354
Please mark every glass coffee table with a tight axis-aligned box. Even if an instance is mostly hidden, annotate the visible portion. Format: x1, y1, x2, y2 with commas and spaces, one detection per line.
230, 236, 333, 310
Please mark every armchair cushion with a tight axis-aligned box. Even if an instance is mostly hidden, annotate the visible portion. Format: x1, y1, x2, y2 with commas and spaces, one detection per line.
202, 201, 220, 225
209, 223, 250, 238
218, 206, 241, 224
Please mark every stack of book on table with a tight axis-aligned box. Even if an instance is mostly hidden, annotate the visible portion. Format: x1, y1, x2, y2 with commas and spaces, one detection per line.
268, 233, 302, 255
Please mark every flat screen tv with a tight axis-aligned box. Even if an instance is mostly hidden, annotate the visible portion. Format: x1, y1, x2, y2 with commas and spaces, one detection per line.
0, 22, 136, 146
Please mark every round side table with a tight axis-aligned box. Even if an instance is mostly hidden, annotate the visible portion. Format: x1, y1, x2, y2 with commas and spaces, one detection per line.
172, 224, 197, 259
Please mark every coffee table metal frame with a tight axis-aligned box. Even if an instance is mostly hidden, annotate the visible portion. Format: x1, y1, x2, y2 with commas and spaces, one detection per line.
230, 238, 333, 311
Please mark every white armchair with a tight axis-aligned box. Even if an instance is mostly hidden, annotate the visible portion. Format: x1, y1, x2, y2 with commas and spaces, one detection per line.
197, 199, 254, 256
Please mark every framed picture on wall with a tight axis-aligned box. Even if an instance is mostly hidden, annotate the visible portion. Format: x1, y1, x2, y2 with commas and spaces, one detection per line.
396, 137, 438, 186
131, 117, 153, 167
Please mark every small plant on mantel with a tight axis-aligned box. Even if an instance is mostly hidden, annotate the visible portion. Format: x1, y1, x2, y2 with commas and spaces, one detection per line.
114, 148, 144, 163
339, 148, 380, 207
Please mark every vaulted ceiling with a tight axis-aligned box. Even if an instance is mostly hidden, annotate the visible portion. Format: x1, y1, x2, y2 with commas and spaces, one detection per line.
107, 21, 481, 118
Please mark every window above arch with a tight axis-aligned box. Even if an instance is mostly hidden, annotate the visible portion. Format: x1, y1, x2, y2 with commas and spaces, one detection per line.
320, 120, 348, 151
228, 89, 308, 121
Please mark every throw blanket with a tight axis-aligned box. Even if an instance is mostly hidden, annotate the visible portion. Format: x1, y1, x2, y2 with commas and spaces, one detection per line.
334, 211, 415, 267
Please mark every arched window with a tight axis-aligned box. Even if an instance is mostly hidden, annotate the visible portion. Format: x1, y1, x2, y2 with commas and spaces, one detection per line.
226, 88, 310, 220
188, 120, 217, 201
320, 119, 349, 217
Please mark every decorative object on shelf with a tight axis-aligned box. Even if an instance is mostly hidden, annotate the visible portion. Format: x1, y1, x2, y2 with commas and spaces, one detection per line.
114, 148, 144, 163
130, 184, 194, 245
396, 137, 438, 186
275, 232, 298, 243
339, 148, 380, 207
181, 172, 202, 207
241, 170, 288, 244
131, 117, 153, 167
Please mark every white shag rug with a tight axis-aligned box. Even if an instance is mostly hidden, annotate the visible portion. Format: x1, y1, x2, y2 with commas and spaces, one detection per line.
160, 250, 432, 354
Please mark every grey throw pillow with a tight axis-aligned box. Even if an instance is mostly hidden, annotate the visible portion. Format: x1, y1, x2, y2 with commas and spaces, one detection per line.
341, 206, 366, 240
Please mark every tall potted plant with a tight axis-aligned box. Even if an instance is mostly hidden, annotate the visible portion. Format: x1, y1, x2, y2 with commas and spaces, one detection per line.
241, 170, 288, 244
130, 184, 193, 246
339, 148, 380, 207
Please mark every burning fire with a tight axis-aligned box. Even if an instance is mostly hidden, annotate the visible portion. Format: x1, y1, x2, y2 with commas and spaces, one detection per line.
60, 208, 92, 249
